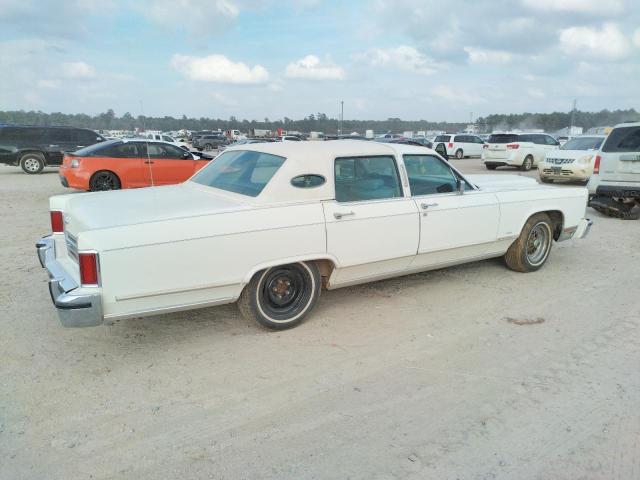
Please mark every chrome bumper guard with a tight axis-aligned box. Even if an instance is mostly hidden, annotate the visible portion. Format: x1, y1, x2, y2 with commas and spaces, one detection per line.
36, 235, 103, 328
557, 218, 593, 241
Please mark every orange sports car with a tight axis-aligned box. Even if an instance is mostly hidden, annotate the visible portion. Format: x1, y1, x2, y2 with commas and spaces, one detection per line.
59, 139, 212, 191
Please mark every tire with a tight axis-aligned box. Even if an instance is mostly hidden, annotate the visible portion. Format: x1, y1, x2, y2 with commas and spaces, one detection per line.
485, 164, 497, 170
521, 155, 533, 171
89, 171, 121, 191
238, 261, 321, 330
20, 152, 45, 174
540, 177, 553, 183
455, 149, 464, 159
504, 213, 554, 272
204, 143, 213, 151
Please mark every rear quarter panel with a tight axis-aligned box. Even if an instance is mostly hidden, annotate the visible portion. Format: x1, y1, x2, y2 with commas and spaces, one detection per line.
78, 203, 328, 319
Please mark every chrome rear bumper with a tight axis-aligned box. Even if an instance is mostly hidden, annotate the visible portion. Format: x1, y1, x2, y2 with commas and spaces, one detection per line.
36, 235, 103, 328
557, 218, 593, 241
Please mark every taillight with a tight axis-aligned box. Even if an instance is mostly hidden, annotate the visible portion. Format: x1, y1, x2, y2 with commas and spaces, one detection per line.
51, 211, 64, 233
448, 142, 453, 148
593, 155, 601, 174
507, 143, 520, 150
79, 252, 99, 286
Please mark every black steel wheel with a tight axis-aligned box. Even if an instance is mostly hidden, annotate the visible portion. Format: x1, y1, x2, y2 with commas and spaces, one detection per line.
89, 171, 121, 191
238, 262, 321, 330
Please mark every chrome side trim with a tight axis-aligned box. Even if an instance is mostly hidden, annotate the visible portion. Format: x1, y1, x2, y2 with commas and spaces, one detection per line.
104, 296, 236, 321
114, 280, 237, 302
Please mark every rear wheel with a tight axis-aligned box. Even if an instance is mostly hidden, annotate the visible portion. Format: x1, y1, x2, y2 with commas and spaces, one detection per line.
521, 155, 533, 171
455, 149, 464, 159
485, 164, 497, 170
204, 143, 213, 150
20, 153, 45, 174
238, 262, 321, 330
89, 171, 121, 191
504, 213, 553, 272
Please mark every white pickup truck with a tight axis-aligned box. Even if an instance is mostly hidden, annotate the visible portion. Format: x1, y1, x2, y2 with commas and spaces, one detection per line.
483, 133, 561, 171
37, 141, 592, 329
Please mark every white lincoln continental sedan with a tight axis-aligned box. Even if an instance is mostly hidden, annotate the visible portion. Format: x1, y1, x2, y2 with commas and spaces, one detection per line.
37, 141, 592, 329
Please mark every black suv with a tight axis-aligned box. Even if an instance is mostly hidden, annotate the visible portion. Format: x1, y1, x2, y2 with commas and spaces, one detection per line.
0, 125, 105, 174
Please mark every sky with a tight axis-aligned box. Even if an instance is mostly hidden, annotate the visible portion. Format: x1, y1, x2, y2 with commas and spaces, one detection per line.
0, 0, 639, 122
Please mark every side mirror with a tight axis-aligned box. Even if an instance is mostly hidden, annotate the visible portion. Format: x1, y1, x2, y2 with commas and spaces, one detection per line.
182, 151, 191, 159
457, 177, 465, 195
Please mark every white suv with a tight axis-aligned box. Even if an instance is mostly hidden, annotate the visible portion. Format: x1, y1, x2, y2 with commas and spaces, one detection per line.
538, 135, 605, 183
483, 133, 560, 171
587, 122, 640, 219
433, 134, 485, 159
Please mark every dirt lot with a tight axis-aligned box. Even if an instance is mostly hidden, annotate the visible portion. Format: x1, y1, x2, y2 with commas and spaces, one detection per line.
1, 161, 639, 480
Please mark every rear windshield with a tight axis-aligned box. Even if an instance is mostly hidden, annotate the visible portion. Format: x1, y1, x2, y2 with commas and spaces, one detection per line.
561, 137, 604, 151
74, 139, 121, 156
602, 126, 640, 153
434, 135, 451, 142
190, 150, 285, 197
488, 134, 519, 144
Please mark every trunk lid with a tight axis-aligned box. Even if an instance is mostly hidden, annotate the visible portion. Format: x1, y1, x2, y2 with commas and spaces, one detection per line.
64, 182, 250, 235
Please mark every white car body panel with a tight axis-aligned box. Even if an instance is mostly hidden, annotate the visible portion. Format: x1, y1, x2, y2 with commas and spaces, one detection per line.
45, 141, 590, 325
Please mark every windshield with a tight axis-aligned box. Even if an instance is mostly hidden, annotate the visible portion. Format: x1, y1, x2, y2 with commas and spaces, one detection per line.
190, 150, 285, 197
488, 134, 519, 144
561, 137, 604, 151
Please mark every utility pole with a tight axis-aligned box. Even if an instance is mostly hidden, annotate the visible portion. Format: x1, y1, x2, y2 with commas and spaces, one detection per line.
570, 99, 576, 131
339, 100, 344, 136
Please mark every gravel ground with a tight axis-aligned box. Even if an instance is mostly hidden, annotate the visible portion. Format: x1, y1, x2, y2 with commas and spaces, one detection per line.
1, 160, 639, 480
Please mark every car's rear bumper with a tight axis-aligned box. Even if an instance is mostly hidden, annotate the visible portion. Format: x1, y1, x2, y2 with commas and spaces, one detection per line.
36, 235, 103, 327
557, 218, 593, 241
595, 184, 640, 198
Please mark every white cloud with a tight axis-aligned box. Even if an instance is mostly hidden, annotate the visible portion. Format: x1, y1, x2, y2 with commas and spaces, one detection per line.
432, 85, 486, 105
633, 29, 640, 48
527, 88, 545, 99
144, 0, 238, 27
358, 45, 437, 75
559, 23, 630, 60
61, 61, 96, 79
522, 0, 624, 14
171, 54, 269, 84
284, 55, 345, 80
36, 79, 61, 89
464, 47, 512, 64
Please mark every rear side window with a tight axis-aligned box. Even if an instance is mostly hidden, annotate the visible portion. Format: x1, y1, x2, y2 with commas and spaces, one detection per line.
0, 127, 47, 143
335, 156, 402, 202
434, 135, 451, 142
191, 150, 285, 197
49, 128, 73, 143
488, 134, 519, 143
602, 126, 640, 153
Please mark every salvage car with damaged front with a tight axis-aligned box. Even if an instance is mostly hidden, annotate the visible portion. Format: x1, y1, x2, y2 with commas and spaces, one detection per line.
37, 141, 592, 330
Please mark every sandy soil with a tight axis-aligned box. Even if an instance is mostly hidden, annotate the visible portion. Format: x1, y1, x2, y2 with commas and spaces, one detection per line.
1, 161, 639, 480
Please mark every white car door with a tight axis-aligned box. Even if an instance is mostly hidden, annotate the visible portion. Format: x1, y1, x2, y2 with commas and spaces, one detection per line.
400, 154, 500, 269
323, 155, 419, 286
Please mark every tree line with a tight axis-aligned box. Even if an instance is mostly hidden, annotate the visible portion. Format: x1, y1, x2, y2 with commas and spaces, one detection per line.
0, 108, 637, 134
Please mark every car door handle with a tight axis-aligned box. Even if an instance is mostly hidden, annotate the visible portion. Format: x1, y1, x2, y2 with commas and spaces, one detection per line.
333, 211, 355, 220
420, 202, 439, 209
49, 144, 59, 147
144, 160, 154, 164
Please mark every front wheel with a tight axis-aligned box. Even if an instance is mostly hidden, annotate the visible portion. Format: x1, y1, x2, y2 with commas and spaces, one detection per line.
504, 213, 553, 272
238, 262, 321, 330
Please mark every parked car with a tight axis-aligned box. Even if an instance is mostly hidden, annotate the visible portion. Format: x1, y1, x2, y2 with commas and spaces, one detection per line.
483, 133, 560, 171
37, 141, 591, 329
142, 132, 190, 150
538, 135, 605, 184
433, 134, 485, 159
276, 135, 302, 142
587, 122, 640, 219
0, 125, 105, 174
192, 134, 228, 151
58, 139, 211, 191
